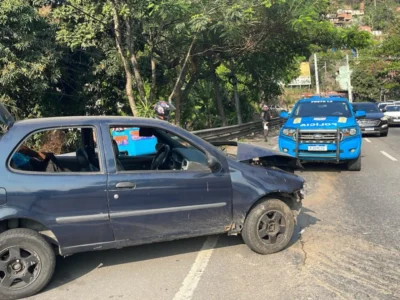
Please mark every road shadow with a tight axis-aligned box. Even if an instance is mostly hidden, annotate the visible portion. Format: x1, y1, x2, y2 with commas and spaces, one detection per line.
297, 162, 346, 173
43, 207, 319, 294
288, 207, 320, 249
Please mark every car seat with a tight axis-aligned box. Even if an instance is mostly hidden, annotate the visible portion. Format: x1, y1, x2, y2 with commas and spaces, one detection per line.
76, 148, 99, 172
112, 140, 125, 171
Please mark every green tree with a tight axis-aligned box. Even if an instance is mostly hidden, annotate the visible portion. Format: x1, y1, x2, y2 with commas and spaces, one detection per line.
0, 0, 61, 118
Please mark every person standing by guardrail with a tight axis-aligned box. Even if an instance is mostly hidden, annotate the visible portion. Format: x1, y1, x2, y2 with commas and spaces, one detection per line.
261, 104, 272, 142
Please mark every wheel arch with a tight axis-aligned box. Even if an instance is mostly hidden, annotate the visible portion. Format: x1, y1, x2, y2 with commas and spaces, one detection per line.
0, 217, 60, 253
231, 191, 302, 234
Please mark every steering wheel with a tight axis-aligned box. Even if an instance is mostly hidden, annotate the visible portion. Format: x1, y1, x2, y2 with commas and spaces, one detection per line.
151, 144, 171, 170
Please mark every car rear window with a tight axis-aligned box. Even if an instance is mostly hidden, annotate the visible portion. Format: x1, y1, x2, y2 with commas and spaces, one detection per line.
352, 103, 379, 113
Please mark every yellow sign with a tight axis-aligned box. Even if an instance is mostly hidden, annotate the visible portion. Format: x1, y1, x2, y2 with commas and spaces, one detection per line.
288, 62, 311, 86
294, 118, 302, 124
299, 62, 311, 77
338, 117, 347, 123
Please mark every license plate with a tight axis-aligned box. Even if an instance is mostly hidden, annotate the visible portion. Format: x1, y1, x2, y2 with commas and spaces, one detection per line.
365, 128, 375, 131
393, 119, 400, 122
308, 145, 327, 151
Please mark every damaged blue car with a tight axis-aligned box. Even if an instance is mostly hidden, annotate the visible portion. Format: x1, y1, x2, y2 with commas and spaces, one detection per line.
0, 103, 304, 299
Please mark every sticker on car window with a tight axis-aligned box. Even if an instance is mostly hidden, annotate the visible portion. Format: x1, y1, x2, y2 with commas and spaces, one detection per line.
293, 118, 302, 124
338, 117, 347, 123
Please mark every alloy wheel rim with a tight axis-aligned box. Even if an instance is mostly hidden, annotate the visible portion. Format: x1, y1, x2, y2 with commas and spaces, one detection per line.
0, 246, 41, 290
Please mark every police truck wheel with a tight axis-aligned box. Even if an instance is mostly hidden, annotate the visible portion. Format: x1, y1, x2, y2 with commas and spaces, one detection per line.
347, 155, 361, 171
242, 199, 294, 255
0, 229, 55, 300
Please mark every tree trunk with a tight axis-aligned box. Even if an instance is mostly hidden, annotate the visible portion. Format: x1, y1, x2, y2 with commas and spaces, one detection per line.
210, 67, 227, 126
111, 3, 137, 115
168, 37, 196, 103
124, 17, 147, 105
232, 82, 242, 124
174, 92, 181, 126
149, 50, 157, 103
229, 62, 242, 124
129, 53, 148, 105
125, 72, 137, 115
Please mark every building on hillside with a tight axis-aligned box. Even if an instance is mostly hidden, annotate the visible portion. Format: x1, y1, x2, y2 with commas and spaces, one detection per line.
337, 9, 364, 16
359, 25, 372, 32
372, 30, 383, 37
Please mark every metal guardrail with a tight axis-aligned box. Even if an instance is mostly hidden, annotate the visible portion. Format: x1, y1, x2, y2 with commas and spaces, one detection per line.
192, 117, 283, 142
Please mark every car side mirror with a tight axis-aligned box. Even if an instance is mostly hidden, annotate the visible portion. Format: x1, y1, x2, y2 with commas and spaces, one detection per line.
355, 110, 366, 118
279, 111, 289, 119
207, 155, 222, 172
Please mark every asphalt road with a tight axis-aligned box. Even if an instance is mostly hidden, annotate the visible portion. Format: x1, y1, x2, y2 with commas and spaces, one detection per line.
29, 127, 400, 300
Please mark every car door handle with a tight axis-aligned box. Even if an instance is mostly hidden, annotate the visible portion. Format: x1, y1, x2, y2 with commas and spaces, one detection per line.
116, 182, 136, 189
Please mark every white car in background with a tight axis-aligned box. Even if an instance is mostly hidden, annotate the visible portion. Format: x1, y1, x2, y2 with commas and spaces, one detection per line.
384, 105, 400, 126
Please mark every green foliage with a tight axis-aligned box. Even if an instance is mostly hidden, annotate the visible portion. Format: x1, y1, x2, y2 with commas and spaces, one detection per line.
352, 16, 400, 101
0, 0, 61, 118
0, 0, 394, 129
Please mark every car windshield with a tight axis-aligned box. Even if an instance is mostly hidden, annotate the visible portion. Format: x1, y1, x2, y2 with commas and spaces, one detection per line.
386, 105, 400, 112
293, 101, 351, 117
352, 103, 379, 113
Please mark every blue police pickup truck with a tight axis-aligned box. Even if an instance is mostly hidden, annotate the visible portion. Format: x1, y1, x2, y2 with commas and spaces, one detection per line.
0, 103, 304, 299
278, 96, 366, 171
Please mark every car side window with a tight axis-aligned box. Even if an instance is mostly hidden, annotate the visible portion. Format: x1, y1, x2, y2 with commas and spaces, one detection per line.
109, 126, 209, 172
9, 127, 101, 173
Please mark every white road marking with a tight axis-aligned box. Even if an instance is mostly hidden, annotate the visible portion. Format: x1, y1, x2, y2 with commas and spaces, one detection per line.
173, 235, 219, 300
380, 151, 398, 162
364, 138, 371, 143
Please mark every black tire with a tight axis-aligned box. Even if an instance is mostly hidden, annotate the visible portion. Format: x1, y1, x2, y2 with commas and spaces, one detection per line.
380, 131, 388, 137
347, 155, 361, 171
0, 229, 55, 300
242, 199, 295, 255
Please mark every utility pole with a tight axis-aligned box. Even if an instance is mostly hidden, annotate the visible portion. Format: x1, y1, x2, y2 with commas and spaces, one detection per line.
346, 54, 353, 102
314, 53, 320, 95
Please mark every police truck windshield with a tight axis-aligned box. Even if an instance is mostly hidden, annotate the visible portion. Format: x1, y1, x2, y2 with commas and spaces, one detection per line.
293, 101, 351, 118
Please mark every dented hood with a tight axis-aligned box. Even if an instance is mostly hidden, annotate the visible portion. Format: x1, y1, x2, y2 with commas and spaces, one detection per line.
212, 141, 303, 171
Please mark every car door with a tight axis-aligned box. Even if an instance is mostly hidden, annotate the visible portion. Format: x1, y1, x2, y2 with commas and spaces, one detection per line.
101, 122, 233, 243
2, 124, 114, 252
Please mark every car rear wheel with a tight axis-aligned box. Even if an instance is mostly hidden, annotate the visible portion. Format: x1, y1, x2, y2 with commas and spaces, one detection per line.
242, 199, 295, 255
0, 229, 55, 300
347, 155, 361, 171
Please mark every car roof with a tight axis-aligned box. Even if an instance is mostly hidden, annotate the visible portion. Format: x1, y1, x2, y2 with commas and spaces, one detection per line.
352, 102, 377, 105
12, 116, 172, 129
298, 96, 349, 103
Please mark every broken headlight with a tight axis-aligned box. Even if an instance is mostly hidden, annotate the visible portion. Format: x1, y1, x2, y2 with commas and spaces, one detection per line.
282, 128, 297, 138
340, 127, 357, 138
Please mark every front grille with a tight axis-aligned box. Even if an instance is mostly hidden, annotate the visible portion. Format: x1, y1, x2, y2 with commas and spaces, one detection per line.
357, 119, 380, 127
299, 131, 338, 144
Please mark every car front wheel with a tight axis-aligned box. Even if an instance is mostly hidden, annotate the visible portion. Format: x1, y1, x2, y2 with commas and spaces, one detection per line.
242, 199, 295, 255
0, 229, 55, 300
347, 155, 361, 171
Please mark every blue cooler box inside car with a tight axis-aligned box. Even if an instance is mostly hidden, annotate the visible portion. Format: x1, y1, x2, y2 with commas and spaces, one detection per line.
111, 128, 157, 156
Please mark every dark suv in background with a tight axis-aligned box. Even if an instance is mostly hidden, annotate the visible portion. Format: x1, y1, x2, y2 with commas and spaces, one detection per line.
352, 102, 389, 137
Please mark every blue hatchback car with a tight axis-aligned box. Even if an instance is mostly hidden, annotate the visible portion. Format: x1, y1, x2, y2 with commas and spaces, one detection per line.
0, 104, 304, 299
